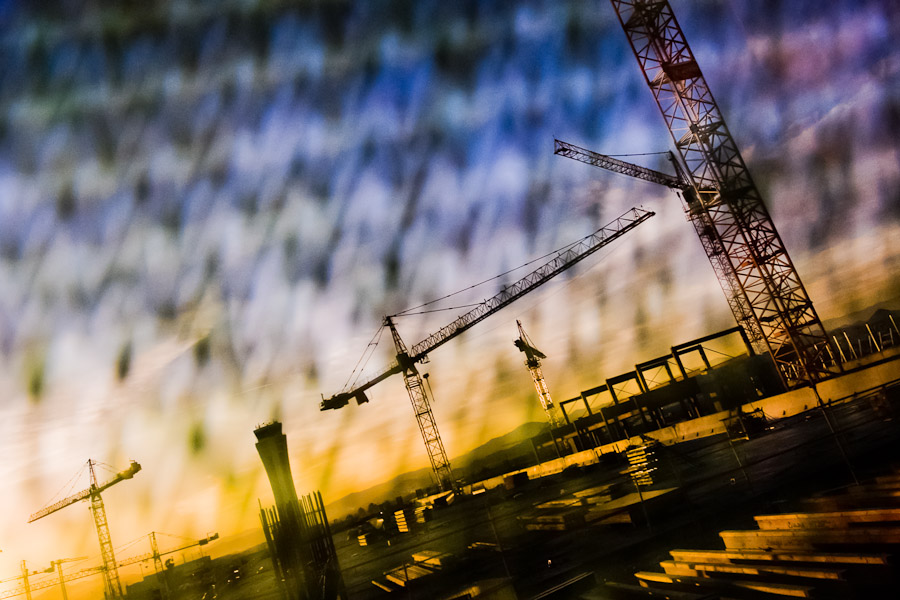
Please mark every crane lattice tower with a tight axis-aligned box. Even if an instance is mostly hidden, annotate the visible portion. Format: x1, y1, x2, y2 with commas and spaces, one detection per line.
609, 0, 833, 389
386, 316, 455, 492
514, 320, 560, 427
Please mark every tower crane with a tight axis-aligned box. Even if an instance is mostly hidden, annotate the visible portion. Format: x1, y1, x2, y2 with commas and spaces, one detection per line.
514, 320, 560, 427
0, 562, 52, 600
321, 207, 655, 491
117, 531, 219, 600
28, 459, 141, 599
555, 139, 760, 353
0, 559, 101, 600
555, 0, 835, 391
0, 533, 218, 600
50, 557, 88, 600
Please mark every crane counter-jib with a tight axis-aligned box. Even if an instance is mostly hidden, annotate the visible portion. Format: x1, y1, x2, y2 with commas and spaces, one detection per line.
320, 206, 655, 411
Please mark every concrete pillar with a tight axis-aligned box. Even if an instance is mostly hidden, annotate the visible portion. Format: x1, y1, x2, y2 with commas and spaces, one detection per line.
254, 422, 309, 600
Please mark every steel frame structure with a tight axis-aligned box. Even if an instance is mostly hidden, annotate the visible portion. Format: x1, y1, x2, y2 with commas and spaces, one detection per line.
609, 0, 832, 388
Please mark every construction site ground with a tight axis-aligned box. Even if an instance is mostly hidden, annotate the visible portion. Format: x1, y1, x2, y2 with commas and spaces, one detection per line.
335, 375, 900, 599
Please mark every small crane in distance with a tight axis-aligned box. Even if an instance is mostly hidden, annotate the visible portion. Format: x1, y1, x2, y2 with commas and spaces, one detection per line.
514, 320, 560, 427
0, 558, 102, 600
49, 557, 88, 600
117, 531, 220, 600
0, 533, 218, 600
28, 459, 141, 599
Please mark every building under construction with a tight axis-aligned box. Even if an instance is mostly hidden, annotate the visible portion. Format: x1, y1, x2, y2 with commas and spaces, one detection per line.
255, 421, 346, 600
527, 311, 900, 456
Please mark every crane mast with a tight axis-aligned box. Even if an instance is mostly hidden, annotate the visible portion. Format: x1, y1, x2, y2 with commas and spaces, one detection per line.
20, 563, 32, 600
514, 320, 559, 427
321, 207, 655, 488
150, 533, 166, 598
387, 317, 455, 491
604, 0, 832, 389
88, 460, 122, 599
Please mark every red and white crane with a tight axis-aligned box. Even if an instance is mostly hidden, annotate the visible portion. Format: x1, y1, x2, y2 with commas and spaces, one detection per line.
555, 0, 835, 390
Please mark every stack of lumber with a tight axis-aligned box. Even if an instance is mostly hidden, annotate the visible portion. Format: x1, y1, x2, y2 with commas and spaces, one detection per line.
597, 469, 900, 598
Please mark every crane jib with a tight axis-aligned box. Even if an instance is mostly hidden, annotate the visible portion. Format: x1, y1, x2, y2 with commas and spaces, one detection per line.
27, 461, 141, 523
320, 207, 654, 411
554, 139, 685, 190
410, 207, 653, 358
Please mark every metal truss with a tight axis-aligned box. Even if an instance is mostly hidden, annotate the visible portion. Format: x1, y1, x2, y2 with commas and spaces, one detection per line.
610, 0, 833, 388
387, 317, 455, 492
321, 207, 655, 412
409, 207, 655, 359
89, 489, 122, 598
555, 139, 764, 346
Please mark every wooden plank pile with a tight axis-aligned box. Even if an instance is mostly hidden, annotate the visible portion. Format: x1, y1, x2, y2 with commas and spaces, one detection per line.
595, 469, 900, 599
585, 488, 679, 525
372, 551, 447, 593
520, 484, 681, 531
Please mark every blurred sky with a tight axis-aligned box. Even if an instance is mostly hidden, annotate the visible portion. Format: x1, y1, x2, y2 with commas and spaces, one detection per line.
1, 0, 899, 588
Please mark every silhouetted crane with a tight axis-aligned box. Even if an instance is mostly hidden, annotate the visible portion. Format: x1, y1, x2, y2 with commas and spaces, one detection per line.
514, 320, 560, 427
117, 532, 219, 600
0, 532, 218, 600
49, 557, 88, 600
0, 559, 100, 600
321, 207, 655, 491
28, 459, 141, 598
578, 0, 836, 390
